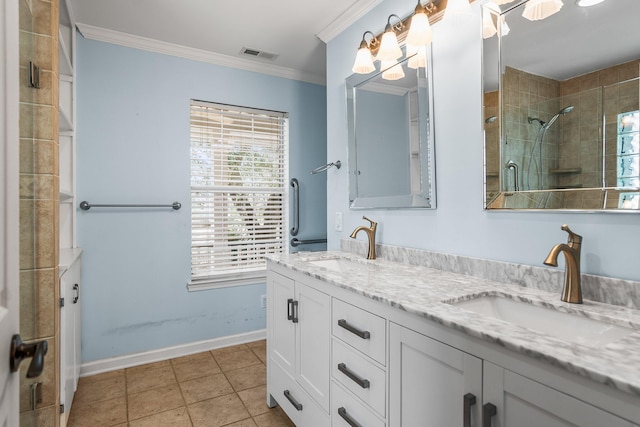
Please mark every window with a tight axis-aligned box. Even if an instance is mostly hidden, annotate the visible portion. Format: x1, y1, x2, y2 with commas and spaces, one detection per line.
617, 111, 639, 208
189, 100, 288, 290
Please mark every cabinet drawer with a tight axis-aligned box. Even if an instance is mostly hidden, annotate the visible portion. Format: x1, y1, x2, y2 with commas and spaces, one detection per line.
332, 298, 386, 365
269, 361, 329, 426
332, 380, 385, 427
332, 338, 386, 417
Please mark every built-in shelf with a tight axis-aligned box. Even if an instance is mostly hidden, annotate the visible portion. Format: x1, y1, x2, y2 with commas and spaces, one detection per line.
60, 190, 74, 202
549, 168, 582, 174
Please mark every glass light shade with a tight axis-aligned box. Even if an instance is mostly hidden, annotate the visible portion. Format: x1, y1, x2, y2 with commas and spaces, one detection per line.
377, 30, 403, 61
406, 11, 433, 48
352, 46, 376, 74
522, 0, 563, 21
408, 46, 427, 69
499, 15, 510, 36
482, 9, 497, 39
381, 60, 405, 80
491, 0, 517, 4
577, 0, 605, 6
444, 0, 471, 20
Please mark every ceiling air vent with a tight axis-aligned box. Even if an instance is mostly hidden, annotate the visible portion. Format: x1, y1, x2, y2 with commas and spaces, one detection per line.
240, 47, 279, 61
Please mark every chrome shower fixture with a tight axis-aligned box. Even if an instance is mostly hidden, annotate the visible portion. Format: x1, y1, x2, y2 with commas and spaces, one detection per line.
528, 117, 546, 126
544, 105, 574, 129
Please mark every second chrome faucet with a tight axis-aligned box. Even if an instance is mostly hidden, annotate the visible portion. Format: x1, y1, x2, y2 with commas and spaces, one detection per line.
350, 216, 377, 260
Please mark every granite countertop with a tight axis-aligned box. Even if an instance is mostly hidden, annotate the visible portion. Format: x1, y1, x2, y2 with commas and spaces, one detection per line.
267, 251, 640, 398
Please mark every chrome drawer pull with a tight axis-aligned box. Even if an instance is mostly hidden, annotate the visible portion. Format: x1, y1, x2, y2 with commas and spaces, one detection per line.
338, 363, 370, 389
284, 389, 303, 411
338, 319, 370, 339
338, 407, 362, 427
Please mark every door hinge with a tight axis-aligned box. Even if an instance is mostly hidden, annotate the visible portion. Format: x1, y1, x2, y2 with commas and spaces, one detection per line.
60, 297, 65, 307
60, 403, 65, 414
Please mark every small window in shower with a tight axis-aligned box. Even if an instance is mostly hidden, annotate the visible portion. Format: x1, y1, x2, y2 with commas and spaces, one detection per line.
617, 111, 640, 208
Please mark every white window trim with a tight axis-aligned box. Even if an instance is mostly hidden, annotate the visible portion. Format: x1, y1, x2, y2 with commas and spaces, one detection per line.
188, 100, 289, 291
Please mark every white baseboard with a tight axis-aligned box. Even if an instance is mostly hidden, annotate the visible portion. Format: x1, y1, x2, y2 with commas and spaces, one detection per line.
80, 329, 266, 377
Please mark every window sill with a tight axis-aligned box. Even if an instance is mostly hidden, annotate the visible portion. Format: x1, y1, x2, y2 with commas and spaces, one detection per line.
187, 270, 267, 292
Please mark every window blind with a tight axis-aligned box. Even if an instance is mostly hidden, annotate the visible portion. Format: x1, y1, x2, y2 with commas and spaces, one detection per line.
190, 100, 288, 289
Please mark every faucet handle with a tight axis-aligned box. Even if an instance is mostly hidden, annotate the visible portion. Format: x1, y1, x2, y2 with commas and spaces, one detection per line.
561, 224, 582, 247
362, 216, 377, 228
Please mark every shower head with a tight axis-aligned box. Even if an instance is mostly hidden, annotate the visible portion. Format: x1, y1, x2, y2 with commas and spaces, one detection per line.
544, 105, 574, 129
528, 117, 546, 127
485, 116, 498, 124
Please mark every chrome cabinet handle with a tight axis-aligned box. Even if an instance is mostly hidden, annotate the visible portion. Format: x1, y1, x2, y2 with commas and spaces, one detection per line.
483, 403, 497, 427
338, 407, 362, 427
10, 334, 48, 378
72, 283, 80, 304
464, 393, 477, 427
338, 319, 370, 339
337, 363, 370, 389
283, 390, 303, 411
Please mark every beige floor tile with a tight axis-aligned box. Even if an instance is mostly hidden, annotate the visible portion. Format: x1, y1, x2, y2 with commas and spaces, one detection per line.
127, 364, 176, 394
214, 348, 261, 372
252, 407, 295, 427
179, 373, 234, 404
67, 396, 127, 426
225, 364, 267, 392
129, 406, 193, 427
73, 374, 126, 406
237, 385, 270, 417
173, 355, 221, 382
224, 419, 258, 427
210, 344, 248, 358
246, 340, 266, 349
188, 393, 251, 427
172, 351, 217, 366
127, 383, 185, 421
250, 344, 266, 365
78, 369, 125, 386
125, 359, 171, 375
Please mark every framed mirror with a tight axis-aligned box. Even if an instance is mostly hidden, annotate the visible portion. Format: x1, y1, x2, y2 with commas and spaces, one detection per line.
483, 0, 640, 210
347, 48, 436, 209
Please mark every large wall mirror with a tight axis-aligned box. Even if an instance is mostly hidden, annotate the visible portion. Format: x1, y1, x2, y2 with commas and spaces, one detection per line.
347, 49, 436, 209
483, 0, 640, 210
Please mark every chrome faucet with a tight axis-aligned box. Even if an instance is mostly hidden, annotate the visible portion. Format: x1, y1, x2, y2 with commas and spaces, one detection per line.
543, 224, 583, 304
350, 216, 377, 260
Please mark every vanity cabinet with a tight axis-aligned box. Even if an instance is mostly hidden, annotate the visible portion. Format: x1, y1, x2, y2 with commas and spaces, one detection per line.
267, 271, 331, 424
267, 261, 640, 427
483, 362, 634, 427
389, 322, 482, 427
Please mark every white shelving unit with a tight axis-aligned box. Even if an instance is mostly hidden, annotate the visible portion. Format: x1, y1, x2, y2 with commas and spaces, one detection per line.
59, 1, 81, 425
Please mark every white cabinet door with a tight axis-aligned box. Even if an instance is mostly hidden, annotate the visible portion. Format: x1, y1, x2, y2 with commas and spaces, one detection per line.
296, 282, 331, 411
389, 322, 482, 427
483, 362, 635, 427
268, 272, 296, 377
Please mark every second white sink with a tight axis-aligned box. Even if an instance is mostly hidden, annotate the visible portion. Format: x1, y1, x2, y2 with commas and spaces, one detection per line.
308, 258, 361, 272
451, 295, 634, 347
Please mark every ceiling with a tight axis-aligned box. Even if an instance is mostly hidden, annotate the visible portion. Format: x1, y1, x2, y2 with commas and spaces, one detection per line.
69, 0, 382, 84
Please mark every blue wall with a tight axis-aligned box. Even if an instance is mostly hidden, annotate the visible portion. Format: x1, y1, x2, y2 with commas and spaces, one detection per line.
327, 0, 640, 282
76, 36, 326, 362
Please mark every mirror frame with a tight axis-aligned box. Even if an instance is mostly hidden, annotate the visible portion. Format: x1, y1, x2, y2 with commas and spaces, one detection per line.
483, 0, 640, 211
346, 48, 437, 210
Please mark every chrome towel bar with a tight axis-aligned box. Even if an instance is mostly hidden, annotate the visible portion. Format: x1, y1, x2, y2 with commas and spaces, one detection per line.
291, 237, 327, 247
290, 178, 299, 236
79, 201, 181, 210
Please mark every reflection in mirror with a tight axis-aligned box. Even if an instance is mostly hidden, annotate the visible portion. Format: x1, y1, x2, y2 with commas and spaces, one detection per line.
347, 50, 436, 209
483, 0, 640, 210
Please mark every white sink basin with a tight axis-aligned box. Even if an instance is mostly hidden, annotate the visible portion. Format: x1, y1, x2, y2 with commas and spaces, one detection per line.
308, 258, 362, 272
451, 295, 634, 347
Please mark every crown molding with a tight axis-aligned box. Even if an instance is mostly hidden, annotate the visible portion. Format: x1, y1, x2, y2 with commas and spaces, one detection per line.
76, 23, 326, 85
316, 0, 384, 43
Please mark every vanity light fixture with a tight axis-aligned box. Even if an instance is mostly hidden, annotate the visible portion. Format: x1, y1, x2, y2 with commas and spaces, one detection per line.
351, 31, 378, 74
406, 1, 435, 51
483, 2, 510, 39
381, 60, 405, 80
408, 45, 428, 69
376, 14, 404, 61
522, 0, 563, 21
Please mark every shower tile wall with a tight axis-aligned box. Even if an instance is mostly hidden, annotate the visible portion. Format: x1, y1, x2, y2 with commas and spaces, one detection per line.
19, 0, 61, 425
484, 90, 499, 201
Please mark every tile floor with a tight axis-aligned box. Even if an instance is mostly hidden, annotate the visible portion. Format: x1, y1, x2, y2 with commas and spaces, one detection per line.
67, 340, 295, 427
